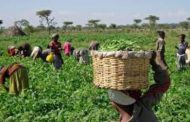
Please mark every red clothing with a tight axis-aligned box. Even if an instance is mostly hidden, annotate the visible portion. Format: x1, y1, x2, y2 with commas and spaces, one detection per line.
0, 64, 22, 84
63, 42, 71, 56
49, 40, 61, 54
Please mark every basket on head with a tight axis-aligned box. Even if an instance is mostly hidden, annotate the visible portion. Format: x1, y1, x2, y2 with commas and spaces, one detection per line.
92, 51, 152, 90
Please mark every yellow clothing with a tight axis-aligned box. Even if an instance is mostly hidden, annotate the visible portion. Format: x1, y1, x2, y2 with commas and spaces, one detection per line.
9, 67, 29, 94
0, 63, 29, 95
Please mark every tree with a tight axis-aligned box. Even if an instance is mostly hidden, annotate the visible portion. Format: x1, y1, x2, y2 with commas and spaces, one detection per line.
145, 15, 159, 29
0, 20, 3, 33
36, 10, 55, 34
0, 20, 3, 28
141, 23, 149, 30
97, 24, 107, 30
0, 20, 3, 25
24, 25, 35, 33
187, 17, 190, 21
133, 19, 142, 30
63, 21, 73, 31
75, 25, 82, 31
109, 24, 117, 29
15, 19, 30, 28
158, 24, 171, 29
179, 21, 189, 30
134, 19, 142, 25
88, 19, 100, 28
187, 18, 190, 28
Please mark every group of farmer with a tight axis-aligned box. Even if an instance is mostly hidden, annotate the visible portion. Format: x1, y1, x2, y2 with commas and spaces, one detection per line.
0, 31, 189, 121
155, 31, 190, 70
7, 33, 100, 69
0, 33, 100, 95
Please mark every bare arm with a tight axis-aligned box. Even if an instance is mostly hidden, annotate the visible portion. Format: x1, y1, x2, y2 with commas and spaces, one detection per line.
141, 51, 170, 107
0, 67, 8, 84
157, 41, 165, 51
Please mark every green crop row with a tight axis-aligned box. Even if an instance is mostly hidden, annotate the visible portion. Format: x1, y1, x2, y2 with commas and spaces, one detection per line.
0, 31, 190, 121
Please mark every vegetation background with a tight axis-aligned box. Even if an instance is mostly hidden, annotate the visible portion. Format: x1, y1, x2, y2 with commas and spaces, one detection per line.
0, 11, 190, 121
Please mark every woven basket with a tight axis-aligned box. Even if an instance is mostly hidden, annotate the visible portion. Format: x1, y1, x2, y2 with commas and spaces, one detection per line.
92, 51, 151, 90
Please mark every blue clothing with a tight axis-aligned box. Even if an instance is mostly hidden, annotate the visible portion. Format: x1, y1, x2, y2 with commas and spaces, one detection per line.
176, 42, 187, 70
177, 42, 186, 55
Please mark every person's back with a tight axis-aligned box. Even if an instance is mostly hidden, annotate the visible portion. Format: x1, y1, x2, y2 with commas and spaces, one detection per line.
17, 43, 32, 57
31, 46, 42, 59
7, 46, 17, 56
79, 49, 89, 64
0, 63, 29, 94
22, 43, 32, 57
89, 41, 100, 51
73, 49, 80, 61
63, 42, 71, 56
41, 49, 52, 62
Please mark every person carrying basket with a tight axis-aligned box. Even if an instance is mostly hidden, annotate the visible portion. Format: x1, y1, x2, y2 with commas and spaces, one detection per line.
108, 51, 170, 122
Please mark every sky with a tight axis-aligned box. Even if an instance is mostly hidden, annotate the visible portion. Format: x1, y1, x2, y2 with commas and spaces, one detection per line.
0, 0, 190, 27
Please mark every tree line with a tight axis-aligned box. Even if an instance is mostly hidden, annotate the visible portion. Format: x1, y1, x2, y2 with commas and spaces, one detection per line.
0, 9, 190, 34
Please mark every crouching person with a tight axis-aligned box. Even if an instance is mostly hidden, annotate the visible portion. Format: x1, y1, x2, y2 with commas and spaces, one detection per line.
73, 49, 80, 62
18, 43, 32, 57
31, 46, 42, 59
0, 63, 29, 95
73, 49, 89, 64
45, 51, 63, 70
40, 49, 52, 62
109, 51, 170, 122
7, 46, 18, 56
79, 49, 89, 64
89, 41, 100, 51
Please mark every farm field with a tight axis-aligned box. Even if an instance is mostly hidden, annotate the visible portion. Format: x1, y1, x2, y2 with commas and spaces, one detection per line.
0, 30, 190, 122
